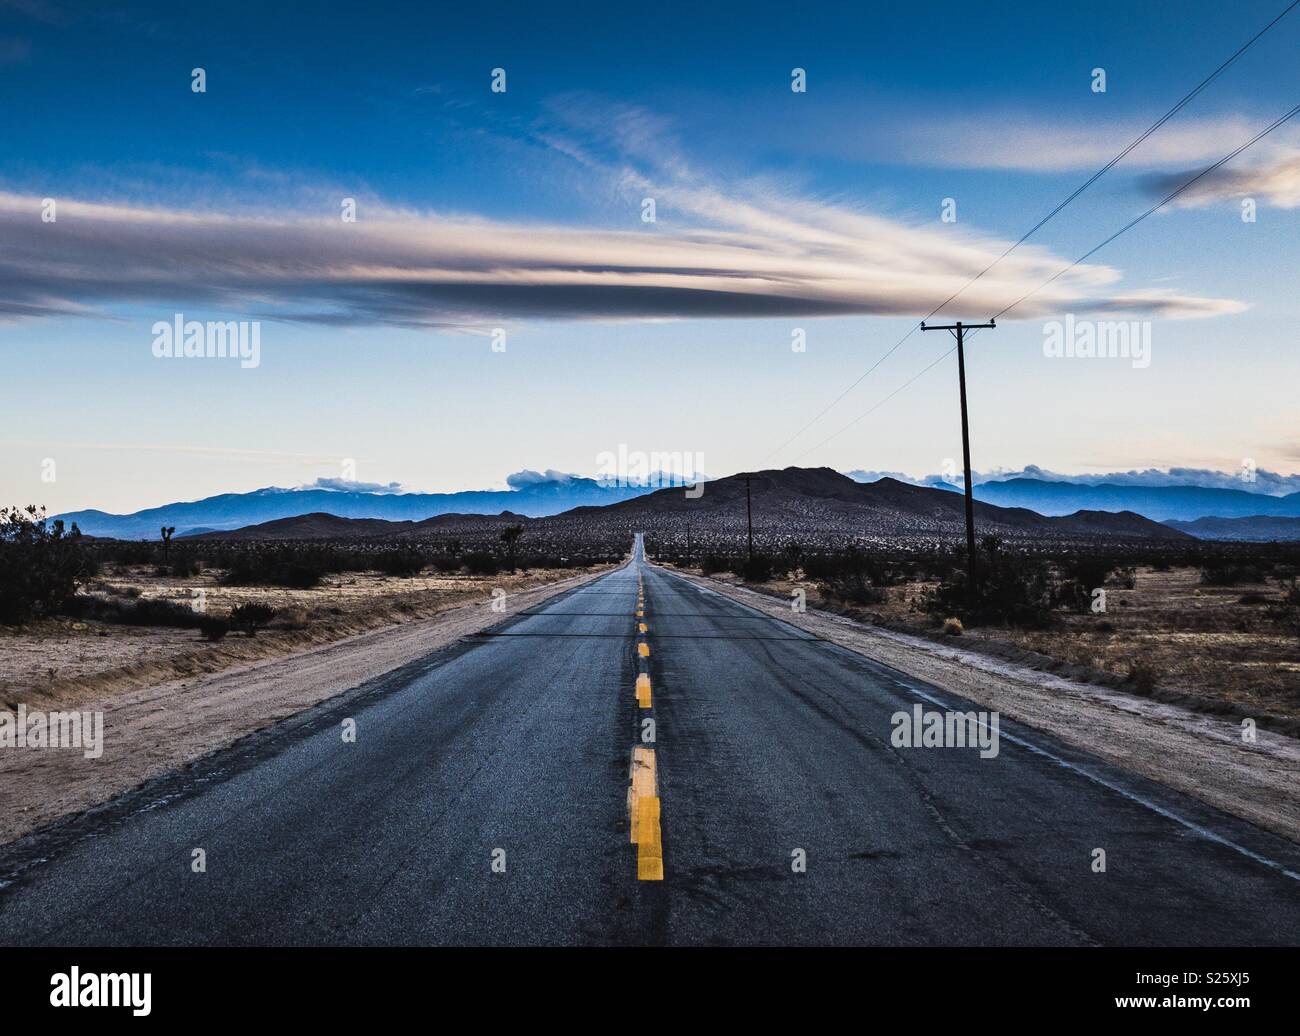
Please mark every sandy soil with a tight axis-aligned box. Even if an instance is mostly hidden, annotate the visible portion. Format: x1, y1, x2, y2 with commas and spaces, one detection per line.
0, 566, 612, 845
1, 566, 595, 708
669, 567, 1300, 845
689, 565, 1300, 722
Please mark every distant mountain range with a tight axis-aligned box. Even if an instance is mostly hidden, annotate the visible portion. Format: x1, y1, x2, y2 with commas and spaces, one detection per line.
54, 478, 656, 539
956, 478, 1300, 522
178, 468, 1188, 547
52, 469, 1300, 541
1164, 516, 1300, 542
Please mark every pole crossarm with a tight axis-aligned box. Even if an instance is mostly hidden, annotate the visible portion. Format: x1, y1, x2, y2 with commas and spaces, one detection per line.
919, 320, 997, 331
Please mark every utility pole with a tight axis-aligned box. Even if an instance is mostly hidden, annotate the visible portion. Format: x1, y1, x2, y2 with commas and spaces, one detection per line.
740, 474, 755, 562
920, 319, 995, 608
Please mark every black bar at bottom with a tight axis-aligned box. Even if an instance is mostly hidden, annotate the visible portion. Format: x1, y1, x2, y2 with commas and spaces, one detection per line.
0, 946, 1291, 1021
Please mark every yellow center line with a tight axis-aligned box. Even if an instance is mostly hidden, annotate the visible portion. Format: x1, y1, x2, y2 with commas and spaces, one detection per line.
627, 746, 663, 880
625, 567, 663, 880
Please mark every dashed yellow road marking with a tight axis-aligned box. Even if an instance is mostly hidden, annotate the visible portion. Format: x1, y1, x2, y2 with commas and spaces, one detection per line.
638, 621, 648, 634
636, 800, 663, 880
638, 642, 650, 658
627, 747, 663, 880
636, 672, 651, 708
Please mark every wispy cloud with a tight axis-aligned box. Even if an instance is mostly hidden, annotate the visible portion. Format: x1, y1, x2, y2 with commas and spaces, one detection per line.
1146, 147, 1300, 208
0, 439, 346, 464
893, 112, 1275, 172
0, 103, 1247, 328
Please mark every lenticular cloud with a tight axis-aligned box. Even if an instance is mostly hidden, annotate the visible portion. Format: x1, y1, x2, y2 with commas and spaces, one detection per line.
0, 190, 1244, 328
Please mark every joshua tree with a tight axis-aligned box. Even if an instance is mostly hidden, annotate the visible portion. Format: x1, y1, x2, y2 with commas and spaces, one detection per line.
160, 525, 176, 563
500, 524, 524, 573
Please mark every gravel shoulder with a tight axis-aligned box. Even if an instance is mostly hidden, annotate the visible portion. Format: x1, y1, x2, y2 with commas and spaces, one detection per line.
0, 566, 611, 845
669, 566, 1300, 844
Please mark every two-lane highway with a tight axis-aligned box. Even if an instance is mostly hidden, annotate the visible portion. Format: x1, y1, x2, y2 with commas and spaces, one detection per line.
1, 534, 1298, 945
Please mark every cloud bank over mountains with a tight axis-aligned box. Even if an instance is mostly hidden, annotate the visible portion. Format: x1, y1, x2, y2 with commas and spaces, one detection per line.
505, 469, 577, 488
308, 477, 405, 494
847, 464, 1300, 495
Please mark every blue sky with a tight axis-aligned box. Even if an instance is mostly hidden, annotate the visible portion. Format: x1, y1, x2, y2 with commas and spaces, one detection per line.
2, 0, 1298, 513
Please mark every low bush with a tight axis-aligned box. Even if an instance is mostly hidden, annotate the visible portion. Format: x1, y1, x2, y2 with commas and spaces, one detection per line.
0, 506, 95, 625
63, 594, 203, 629
230, 601, 276, 636
199, 615, 230, 642
805, 549, 889, 605
925, 536, 1054, 628
373, 550, 426, 577
1126, 660, 1159, 695
733, 554, 773, 583
223, 553, 329, 589
1054, 558, 1115, 613
462, 551, 499, 576
1200, 562, 1267, 587
700, 554, 729, 576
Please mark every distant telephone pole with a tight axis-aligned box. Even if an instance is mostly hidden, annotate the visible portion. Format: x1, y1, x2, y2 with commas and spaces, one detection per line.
741, 474, 755, 562
920, 319, 995, 608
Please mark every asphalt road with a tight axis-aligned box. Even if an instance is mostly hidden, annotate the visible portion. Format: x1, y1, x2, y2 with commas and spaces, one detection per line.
2, 534, 1298, 946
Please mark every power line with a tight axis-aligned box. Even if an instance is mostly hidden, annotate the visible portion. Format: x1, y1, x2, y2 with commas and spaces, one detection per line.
762, 323, 922, 463
793, 96, 1300, 458
991, 99, 1300, 321
791, 344, 956, 463
928, 0, 1300, 321
762, 0, 1300, 464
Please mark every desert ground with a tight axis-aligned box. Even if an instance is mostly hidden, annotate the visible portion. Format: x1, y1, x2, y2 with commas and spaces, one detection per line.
0, 561, 612, 710
670, 563, 1300, 728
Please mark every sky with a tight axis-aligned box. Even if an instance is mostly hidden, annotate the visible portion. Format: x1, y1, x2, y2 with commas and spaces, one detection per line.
1, 0, 1298, 514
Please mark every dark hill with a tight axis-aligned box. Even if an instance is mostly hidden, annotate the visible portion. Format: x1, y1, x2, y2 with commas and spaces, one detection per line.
188, 510, 530, 541
547, 468, 1189, 547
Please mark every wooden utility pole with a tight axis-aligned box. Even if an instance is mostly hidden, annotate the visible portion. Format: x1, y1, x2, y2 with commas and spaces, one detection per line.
920, 319, 995, 608
741, 474, 755, 562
